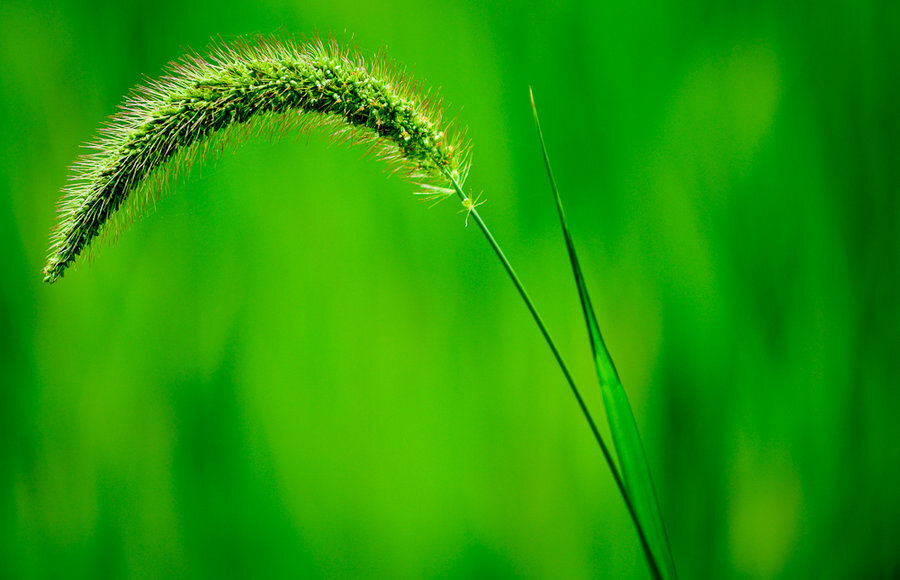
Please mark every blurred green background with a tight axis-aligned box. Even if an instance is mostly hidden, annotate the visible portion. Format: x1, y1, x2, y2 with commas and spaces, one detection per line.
2, 0, 898, 577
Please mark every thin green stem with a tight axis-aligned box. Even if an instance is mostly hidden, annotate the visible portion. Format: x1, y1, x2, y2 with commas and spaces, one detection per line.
442, 170, 660, 579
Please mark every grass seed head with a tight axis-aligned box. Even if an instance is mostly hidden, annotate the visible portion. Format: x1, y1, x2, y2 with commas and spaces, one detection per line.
43, 33, 471, 283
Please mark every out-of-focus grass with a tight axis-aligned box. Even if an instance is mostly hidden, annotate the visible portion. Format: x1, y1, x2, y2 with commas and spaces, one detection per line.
1, 0, 897, 578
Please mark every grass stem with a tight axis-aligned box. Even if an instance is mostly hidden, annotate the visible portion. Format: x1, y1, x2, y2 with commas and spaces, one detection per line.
443, 169, 662, 579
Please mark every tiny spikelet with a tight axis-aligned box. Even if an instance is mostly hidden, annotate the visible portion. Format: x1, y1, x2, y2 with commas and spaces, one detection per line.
43, 33, 472, 283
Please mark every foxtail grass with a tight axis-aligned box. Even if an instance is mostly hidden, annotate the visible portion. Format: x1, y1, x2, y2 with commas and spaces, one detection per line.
43, 34, 469, 283
43, 33, 675, 579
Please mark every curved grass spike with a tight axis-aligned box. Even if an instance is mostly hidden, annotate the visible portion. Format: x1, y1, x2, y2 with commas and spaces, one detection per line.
43, 33, 470, 283
43, 34, 659, 576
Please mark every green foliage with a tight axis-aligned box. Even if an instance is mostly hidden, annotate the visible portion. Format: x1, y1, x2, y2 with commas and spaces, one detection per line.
7, 3, 897, 577
42, 35, 674, 577
43, 34, 470, 283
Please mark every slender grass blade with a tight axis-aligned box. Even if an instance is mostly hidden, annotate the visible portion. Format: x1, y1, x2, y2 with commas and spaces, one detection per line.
530, 88, 678, 580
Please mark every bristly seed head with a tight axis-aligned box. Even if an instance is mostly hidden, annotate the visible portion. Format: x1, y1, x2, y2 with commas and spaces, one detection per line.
43, 33, 472, 283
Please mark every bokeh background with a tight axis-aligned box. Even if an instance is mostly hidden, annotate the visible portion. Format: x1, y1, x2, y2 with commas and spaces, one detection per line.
2, 0, 898, 578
